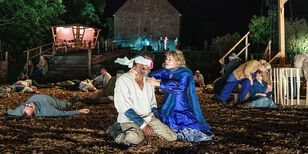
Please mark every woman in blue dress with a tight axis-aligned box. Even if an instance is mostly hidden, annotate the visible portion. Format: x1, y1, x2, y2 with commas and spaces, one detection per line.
147, 50, 214, 142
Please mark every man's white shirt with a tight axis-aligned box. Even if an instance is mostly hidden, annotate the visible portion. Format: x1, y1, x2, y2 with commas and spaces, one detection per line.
114, 73, 157, 129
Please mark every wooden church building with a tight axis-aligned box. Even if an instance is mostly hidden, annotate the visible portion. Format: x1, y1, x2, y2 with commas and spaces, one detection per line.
114, 0, 181, 51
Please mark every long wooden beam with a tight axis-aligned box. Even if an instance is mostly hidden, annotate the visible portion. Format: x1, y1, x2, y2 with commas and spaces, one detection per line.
278, 0, 288, 66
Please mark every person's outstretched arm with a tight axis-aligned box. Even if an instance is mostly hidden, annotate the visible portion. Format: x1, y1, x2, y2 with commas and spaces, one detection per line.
158, 76, 188, 95
148, 68, 165, 79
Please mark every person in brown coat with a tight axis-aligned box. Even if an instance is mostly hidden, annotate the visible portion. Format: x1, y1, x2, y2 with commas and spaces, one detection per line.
218, 60, 271, 105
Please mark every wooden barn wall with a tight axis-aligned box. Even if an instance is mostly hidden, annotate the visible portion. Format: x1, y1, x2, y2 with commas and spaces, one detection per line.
114, 0, 180, 41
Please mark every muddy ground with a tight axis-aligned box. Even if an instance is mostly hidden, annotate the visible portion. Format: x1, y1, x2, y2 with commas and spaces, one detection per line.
0, 88, 307, 153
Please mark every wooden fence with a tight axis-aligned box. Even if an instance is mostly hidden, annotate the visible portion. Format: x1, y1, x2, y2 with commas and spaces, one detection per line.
271, 67, 308, 106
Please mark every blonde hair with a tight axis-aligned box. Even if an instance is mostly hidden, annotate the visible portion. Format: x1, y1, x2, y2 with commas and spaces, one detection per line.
259, 59, 271, 70
163, 50, 187, 68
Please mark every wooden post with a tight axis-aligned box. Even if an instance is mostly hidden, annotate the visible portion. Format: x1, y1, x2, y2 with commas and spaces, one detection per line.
306, 81, 308, 106
88, 42, 92, 77
273, 68, 277, 104
296, 68, 300, 105
278, 0, 288, 66
276, 68, 279, 104
97, 40, 100, 54
52, 43, 56, 56
26, 51, 30, 76
5, 51, 8, 61
282, 68, 286, 105
2, 51, 8, 83
268, 41, 272, 61
245, 35, 248, 61
279, 68, 283, 105
290, 68, 294, 105
39, 47, 42, 58
285, 68, 289, 106
276, 68, 280, 104
105, 40, 108, 52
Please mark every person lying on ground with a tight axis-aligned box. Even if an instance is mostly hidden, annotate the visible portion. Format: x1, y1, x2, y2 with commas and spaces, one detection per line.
7, 94, 89, 118
106, 53, 177, 146
246, 70, 277, 108
56, 79, 97, 92
79, 79, 97, 92
17, 73, 53, 89
86, 70, 124, 104
14, 78, 40, 94
0, 83, 38, 98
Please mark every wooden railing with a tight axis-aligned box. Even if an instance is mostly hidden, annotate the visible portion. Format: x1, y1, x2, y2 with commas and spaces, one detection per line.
96, 39, 130, 53
22, 39, 131, 77
219, 32, 250, 62
260, 40, 285, 65
271, 67, 308, 106
23, 42, 55, 76
262, 40, 272, 61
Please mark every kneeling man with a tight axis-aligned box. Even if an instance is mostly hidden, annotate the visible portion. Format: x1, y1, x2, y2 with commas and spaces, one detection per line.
107, 54, 177, 146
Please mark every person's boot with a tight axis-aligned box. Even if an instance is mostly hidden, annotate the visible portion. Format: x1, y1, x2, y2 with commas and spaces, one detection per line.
106, 122, 123, 139
233, 100, 244, 107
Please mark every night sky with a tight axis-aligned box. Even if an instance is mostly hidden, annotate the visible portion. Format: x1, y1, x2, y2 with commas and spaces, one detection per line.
103, 0, 307, 48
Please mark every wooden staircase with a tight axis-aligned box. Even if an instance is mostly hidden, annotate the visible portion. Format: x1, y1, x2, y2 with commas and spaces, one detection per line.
45, 48, 130, 81
47, 55, 99, 80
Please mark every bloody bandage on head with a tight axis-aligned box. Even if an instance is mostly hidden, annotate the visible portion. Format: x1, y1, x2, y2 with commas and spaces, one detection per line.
134, 56, 153, 69
115, 56, 153, 69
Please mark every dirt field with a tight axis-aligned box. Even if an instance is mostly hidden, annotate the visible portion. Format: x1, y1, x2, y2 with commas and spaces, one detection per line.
0, 88, 307, 153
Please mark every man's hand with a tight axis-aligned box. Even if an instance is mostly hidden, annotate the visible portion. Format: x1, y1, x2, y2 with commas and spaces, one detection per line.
219, 59, 224, 64
142, 125, 154, 136
250, 79, 253, 86
79, 109, 90, 114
